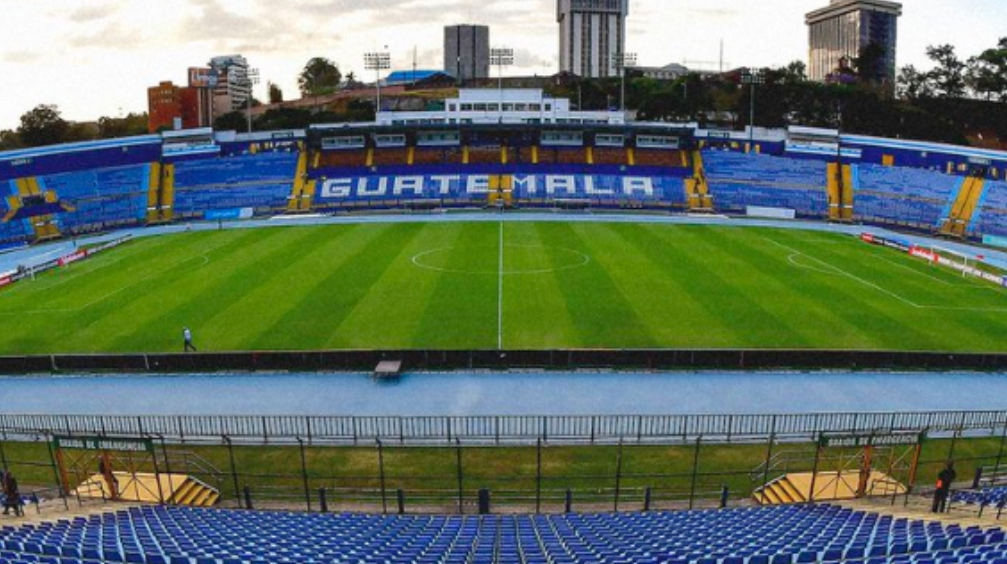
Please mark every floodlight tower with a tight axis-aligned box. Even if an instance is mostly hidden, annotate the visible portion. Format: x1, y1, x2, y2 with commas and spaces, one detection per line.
364, 51, 392, 116
741, 69, 765, 146
242, 68, 260, 134
490, 47, 514, 123
612, 52, 637, 114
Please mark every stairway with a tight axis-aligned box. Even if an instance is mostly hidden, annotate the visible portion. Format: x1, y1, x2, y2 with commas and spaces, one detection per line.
941, 176, 985, 237
167, 476, 220, 507
74, 472, 220, 507
754, 475, 809, 505
754, 471, 907, 505
145, 163, 176, 224
827, 163, 854, 222
15, 177, 61, 240
286, 150, 316, 213
685, 151, 714, 211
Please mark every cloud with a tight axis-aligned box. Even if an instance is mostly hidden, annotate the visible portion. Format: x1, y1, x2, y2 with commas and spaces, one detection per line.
1, 50, 44, 65
66, 4, 116, 23
67, 22, 144, 49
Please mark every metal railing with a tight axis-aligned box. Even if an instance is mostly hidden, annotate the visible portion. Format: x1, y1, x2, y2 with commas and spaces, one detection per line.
0, 410, 1004, 445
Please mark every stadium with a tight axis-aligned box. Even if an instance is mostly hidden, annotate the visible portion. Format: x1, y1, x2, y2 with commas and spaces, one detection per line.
0, 104, 1004, 561
1, 119, 1006, 360
1, 4, 1007, 561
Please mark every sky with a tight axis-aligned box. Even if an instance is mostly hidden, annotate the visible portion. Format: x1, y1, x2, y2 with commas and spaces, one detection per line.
0, 0, 1003, 131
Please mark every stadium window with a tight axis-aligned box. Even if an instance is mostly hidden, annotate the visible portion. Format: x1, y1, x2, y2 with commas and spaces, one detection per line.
545, 104, 552, 111
461, 104, 473, 111
515, 103, 528, 111
474, 104, 488, 111
596, 134, 625, 147
503, 104, 515, 112
530, 104, 541, 111
636, 135, 679, 149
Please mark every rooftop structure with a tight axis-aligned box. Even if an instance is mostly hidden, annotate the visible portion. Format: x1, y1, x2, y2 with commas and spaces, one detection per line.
376, 88, 625, 126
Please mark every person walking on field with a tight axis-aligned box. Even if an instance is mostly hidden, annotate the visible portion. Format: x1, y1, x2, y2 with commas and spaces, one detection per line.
183, 327, 197, 352
932, 460, 956, 513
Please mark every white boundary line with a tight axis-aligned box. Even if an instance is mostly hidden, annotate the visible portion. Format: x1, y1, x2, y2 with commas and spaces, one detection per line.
0, 240, 227, 316
497, 221, 504, 350
767, 236, 1007, 313
410, 245, 590, 275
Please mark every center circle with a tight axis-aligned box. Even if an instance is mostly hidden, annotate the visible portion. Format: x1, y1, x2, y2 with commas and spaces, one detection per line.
411, 245, 591, 275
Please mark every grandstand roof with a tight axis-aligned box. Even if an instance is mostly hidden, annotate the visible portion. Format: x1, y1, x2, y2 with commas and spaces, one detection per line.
385, 70, 451, 85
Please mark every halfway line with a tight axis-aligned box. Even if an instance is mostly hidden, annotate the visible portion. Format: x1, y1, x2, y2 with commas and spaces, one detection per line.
497, 221, 504, 350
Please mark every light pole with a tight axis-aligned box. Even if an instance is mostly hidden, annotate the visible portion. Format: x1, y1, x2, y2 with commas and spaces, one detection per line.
490, 47, 514, 123
612, 52, 637, 115
741, 69, 764, 147
835, 100, 845, 220
241, 68, 260, 134
364, 51, 391, 118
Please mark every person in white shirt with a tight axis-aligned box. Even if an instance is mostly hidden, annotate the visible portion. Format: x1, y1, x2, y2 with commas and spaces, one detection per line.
183, 327, 197, 352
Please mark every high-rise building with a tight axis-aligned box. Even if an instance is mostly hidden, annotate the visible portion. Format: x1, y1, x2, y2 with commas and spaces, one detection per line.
557, 0, 629, 78
444, 25, 490, 81
148, 82, 183, 133
208, 55, 252, 116
185, 68, 214, 127
806, 0, 902, 84
146, 77, 214, 133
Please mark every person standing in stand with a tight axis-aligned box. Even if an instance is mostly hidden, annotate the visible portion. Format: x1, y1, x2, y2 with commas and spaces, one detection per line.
2, 470, 22, 517
932, 461, 957, 513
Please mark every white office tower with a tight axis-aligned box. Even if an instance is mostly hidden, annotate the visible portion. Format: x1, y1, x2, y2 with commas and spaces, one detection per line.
558, 0, 629, 78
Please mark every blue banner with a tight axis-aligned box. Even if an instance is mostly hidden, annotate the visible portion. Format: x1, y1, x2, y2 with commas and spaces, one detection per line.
204, 208, 253, 221
314, 173, 686, 203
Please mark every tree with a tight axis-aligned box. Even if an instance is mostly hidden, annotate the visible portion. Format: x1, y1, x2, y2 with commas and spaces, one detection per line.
213, 111, 248, 132
897, 65, 933, 100
17, 104, 69, 147
0, 130, 22, 151
925, 44, 967, 98
781, 61, 807, 85
966, 38, 1007, 101
298, 58, 342, 97
97, 113, 149, 139
268, 82, 284, 104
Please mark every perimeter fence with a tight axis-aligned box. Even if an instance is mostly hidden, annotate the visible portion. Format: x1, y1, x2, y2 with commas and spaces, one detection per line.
0, 410, 1004, 445
0, 410, 1004, 517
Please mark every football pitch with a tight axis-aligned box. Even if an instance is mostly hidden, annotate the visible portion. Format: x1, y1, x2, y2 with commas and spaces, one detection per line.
0, 221, 1005, 354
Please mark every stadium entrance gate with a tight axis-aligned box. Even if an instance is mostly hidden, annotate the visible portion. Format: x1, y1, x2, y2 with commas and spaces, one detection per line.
53, 435, 160, 502
754, 431, 922, 504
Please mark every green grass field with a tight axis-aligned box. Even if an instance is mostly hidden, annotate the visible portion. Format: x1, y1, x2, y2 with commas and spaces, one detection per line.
1, 221, 1005, 354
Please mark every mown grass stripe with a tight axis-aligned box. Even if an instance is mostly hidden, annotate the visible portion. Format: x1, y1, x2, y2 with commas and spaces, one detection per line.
536, 222, 656, 348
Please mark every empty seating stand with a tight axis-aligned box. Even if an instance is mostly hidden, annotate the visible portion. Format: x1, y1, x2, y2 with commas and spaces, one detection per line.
0, 504, 1003, 564
702, 151, 829, 218
853, 165, 960, 230
953, 486, 1007, 509
40, 165, 150, 231
172, 153, 297, 216
971, 180, 1007, 238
